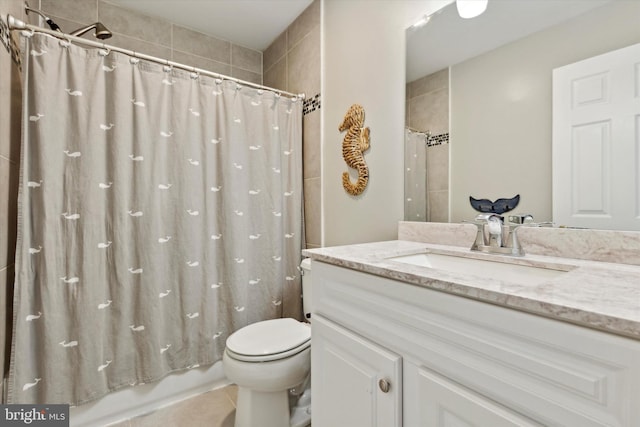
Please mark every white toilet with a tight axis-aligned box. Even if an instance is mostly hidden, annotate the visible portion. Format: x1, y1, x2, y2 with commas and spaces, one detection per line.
223, 258, 313, 427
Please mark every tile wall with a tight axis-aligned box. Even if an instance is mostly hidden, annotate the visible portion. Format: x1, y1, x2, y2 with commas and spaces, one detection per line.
264, 0, 321, 249
406, 68, 450, 223
31, 0, 262, 84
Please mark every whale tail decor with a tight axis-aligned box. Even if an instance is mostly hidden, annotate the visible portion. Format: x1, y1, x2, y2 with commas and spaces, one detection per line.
469, 194, 520, 215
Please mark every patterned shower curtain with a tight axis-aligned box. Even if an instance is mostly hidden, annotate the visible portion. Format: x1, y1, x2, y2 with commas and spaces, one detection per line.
9, 33, 303, 405
404, 128, 429, 221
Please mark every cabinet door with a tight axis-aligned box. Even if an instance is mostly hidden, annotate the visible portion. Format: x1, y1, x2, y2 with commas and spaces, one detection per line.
413, 365, 542, 427
312, 314, 402, 427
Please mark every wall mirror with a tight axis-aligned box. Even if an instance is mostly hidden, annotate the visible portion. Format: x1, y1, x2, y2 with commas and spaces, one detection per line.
405, 0, 640, 230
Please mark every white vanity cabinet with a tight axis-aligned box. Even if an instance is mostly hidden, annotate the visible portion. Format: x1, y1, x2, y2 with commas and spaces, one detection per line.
312, 315, 402, 427
406, 363, 542, 426
310, 260, 640, 427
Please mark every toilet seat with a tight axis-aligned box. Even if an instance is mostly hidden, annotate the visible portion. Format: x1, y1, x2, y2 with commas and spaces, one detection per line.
226, 318, 310, 362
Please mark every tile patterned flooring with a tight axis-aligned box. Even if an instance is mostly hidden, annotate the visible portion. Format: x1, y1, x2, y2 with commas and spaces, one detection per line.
109, 385, 237, 427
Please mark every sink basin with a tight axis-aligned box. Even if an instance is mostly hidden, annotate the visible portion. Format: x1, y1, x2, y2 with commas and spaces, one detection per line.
387, 252, 568, 286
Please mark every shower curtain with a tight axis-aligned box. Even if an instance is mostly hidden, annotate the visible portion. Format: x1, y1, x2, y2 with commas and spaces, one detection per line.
404, 128, 429, 221
9, 33, 303, 405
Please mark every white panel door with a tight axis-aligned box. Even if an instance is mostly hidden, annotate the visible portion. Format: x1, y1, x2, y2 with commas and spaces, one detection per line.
311, 314, 402, 427
553, 42, 640, 230
414, 365, 543, 427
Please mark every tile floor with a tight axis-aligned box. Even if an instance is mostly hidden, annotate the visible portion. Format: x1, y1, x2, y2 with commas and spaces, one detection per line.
109, 385, 237, 427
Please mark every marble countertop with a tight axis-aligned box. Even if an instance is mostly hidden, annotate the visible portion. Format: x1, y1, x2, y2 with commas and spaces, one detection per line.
302, 240, 640, 340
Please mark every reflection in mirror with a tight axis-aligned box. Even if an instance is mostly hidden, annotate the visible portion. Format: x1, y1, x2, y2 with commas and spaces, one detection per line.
405, 0, 640, 230
404, 128, 429, 221
405, 68, 449, 222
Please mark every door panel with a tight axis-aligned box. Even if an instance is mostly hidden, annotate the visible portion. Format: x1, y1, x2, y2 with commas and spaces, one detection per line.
311, 314, 402, 427
416, 366, 542, 427
553, 42, 640, 230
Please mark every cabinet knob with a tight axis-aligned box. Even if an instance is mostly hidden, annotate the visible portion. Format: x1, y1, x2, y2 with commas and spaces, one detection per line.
378, 378, 391, 393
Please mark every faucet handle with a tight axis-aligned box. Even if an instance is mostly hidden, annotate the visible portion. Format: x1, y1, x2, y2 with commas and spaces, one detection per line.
468, 214, 489, 225
463, 219, 488, 250
475, 213, 504, 223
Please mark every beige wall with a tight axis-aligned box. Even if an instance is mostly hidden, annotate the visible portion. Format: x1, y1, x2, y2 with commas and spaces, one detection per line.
322, 1, 430, 246
450, 1, 640, 224
264, 0, 321, 249
321, 0, 448, 247
406, 68, 450, 223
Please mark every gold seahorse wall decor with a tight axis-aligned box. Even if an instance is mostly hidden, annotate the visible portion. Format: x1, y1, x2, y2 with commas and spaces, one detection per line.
339, 104, 371, 196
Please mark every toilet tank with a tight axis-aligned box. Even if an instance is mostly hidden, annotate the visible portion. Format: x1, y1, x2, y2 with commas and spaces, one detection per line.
300, 258, 312, 321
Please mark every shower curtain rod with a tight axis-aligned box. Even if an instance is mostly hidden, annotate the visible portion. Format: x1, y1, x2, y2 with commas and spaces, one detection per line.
6, 14, 305, 100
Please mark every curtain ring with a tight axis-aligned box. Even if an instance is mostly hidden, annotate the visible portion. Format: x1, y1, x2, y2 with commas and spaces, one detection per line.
20, 29, 34, 38
163, 63, 172, 73
130, 56, 140, 65
98, 46, 110, 56
190, 71, 199, 80
57, 33, 72, 48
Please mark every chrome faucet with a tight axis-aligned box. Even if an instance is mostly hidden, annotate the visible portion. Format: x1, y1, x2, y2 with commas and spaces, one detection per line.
468, 213, 533, 256
486, 214, 503, 247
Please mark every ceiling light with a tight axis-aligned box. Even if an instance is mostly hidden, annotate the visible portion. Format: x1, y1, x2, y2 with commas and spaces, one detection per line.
456, 0, 488, 19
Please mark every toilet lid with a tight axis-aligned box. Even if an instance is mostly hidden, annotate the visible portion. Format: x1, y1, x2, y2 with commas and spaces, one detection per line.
226, 318, 310, 358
